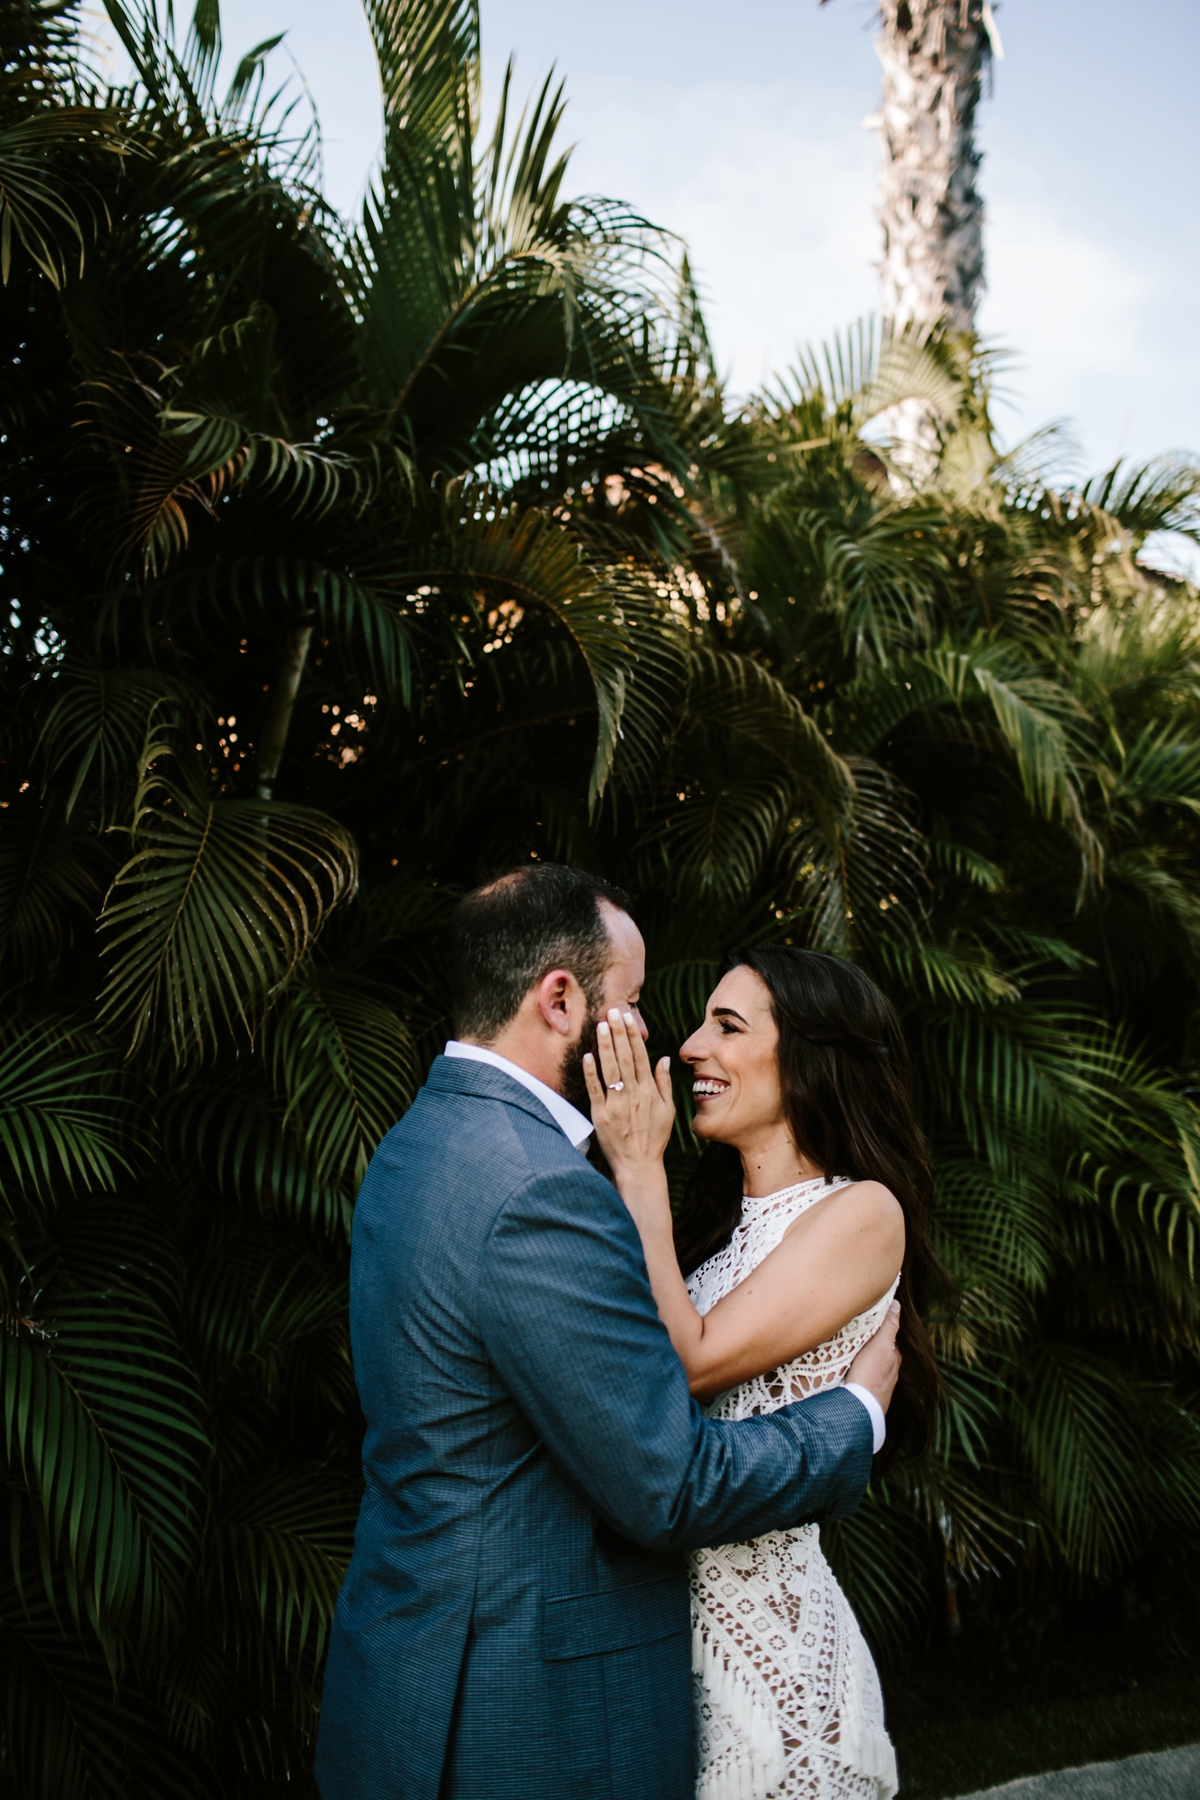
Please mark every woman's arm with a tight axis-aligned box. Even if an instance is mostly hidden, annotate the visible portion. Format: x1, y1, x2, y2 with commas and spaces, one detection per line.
586, 1013, 905, 1403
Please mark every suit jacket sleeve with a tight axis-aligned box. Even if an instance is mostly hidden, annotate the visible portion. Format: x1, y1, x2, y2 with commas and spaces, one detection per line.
475, 1160, 873, 1554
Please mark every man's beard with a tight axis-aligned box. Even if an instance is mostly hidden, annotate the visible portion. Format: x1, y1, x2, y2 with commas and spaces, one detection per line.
559, 1009, 604, 1116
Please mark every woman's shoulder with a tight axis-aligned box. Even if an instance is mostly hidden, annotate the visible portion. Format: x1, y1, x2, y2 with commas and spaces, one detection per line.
784, 1177, 904, 1246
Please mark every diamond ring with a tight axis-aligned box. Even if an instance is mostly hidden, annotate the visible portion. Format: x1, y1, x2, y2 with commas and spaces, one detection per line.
607, 1080, 625, 1092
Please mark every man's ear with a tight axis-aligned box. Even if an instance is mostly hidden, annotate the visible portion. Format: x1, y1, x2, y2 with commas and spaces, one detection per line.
535, 969, 577, 1036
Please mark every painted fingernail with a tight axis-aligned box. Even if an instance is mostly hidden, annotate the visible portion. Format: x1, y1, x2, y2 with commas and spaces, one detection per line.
624, 1012, 634, 1026
599, 1022, 610, 1035
609, 1008, 621, 1020
583, 1052, 594, 1064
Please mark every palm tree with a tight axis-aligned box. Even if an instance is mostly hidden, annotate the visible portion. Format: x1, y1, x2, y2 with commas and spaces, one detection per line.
846, 0, 1003, 333
821, 0, 1002, 469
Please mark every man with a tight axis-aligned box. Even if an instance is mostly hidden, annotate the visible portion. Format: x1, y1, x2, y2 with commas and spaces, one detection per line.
315, 864, 899, 1800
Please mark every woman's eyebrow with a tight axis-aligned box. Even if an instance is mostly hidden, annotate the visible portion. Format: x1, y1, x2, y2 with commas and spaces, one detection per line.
712, 1006, 748, 1024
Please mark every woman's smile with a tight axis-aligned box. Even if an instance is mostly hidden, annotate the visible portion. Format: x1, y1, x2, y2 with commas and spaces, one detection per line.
691, 1076, 730, 1102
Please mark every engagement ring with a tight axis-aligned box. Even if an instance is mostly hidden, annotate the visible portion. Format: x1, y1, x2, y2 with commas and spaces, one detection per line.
607, 1081, 625, 1092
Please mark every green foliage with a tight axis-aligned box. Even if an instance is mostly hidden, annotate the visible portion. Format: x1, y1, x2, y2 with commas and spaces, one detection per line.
2, 1, 1200, 1793
99, 743, 360, 1062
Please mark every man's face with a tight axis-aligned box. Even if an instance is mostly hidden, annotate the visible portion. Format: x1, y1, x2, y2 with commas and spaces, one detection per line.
560, 902, 648, 1113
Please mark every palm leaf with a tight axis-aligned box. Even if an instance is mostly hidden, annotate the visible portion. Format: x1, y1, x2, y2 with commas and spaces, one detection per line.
182, 1225, 345, 1395
0, 805, 104, 967
413, 482, 685, 802
838, 639, 1099, 864
366, 0, 479, 143
2, 1283, 208, 1642
640, 958, 720, 1051
876, 935, 1017, 1007
932, 1158, 1057, 1322
786, 758, 929, 952
156, 556, 419, 700
649, 773, 792, 903
0, 1570, 199, 1800
0, 1016, 134, 1203
1014, 1342, 1142, 1576
928, 837, 1005, 892
0, 109, 124, 288
1110, 722, 1200, 816
265, 969, 417, 1190
684, 648, 853, 809
214, 1467, 355, 1671
38, 666, 185, 823
1079, 455, 1200, 544
159, 1072, 345, 1235
98, 744, 358, 1061
821, 1485, 935, 1656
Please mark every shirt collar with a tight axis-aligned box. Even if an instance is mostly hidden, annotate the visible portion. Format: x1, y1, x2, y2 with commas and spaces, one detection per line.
443, 1041, 593, 1149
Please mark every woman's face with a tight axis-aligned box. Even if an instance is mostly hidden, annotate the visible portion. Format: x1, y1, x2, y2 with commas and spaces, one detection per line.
680, 965, 786, 1147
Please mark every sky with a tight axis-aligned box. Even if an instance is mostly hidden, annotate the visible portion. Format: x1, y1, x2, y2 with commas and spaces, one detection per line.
96, 1, 1200, 555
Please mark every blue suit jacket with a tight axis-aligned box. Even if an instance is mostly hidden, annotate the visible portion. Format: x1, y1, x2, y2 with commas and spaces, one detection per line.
315, 1055, 872, 1800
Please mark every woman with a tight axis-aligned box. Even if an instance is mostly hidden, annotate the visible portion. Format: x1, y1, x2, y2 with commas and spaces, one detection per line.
583, 945, 943, 1800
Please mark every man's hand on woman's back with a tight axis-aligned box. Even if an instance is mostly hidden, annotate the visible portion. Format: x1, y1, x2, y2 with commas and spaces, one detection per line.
846, 1300, 902, 1414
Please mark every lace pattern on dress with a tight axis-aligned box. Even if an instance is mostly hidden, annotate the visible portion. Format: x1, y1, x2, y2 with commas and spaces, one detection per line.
687, 1177, 900, 1800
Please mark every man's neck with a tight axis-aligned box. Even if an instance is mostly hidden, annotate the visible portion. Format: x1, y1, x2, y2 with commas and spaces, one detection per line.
459, 1032, 566, 1098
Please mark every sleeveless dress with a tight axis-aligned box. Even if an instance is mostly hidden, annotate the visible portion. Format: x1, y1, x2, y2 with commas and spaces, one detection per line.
686, 1177, 900, 1800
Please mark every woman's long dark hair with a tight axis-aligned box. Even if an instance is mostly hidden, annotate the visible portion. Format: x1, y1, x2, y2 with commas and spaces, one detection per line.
673, 946, 948, 1471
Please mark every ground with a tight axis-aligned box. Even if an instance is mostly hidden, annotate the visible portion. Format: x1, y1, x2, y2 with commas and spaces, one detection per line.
881, 1582, 1200, 1798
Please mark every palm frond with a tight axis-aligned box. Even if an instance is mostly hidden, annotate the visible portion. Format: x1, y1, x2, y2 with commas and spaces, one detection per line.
214, 1467, 355, 1671
1015, 1342, 1143, 1576
648, 773, 793, 903
684, 648, 854, 810
98, 738, 358, 1061
0, 1569, 199, 1800
928, 837, 1004, 891
1080, 455, 1200, 545
932, 1157, 1057, 1320
418, 482, 685, 801
786, 757, 929, 952
0, 1015, 134, 1202
158, 556, 420, 700
366, 0, 478, 143
1110, 723, 1200, 816
821, 1485, 935, 1656
182, 1223, 345, 1392
265, 969, 417, 1190
640, 957, 720, 1051
875, 934, 1017, 1007
2, 1281, 207, 1641
0, 803, 104, 967
159, 1073, 344, 1235
0, 107, 124, 288
38, 665, 187, 822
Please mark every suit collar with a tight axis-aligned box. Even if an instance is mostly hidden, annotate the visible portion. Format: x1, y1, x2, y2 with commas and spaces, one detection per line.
426, 1054, 592, 1149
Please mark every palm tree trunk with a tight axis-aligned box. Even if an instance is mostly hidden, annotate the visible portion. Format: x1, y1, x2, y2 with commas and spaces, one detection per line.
867, 0, 1001, 333
255, 626, 313, 802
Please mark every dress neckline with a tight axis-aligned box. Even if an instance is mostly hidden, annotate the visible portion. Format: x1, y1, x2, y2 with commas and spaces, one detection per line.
739, 1174, 837, 1215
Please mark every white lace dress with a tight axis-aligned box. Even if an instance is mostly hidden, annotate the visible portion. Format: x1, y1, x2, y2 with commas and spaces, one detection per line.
687, 1177, 899, 1800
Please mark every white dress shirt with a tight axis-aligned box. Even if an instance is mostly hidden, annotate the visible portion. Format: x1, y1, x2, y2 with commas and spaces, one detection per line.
442, 1041, 884, 1451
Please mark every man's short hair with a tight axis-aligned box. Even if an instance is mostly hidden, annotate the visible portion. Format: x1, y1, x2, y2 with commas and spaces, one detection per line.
448, 863, 632, 1042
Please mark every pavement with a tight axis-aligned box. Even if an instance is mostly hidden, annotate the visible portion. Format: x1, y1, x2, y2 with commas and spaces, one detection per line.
954, 1744, 1200, 1799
